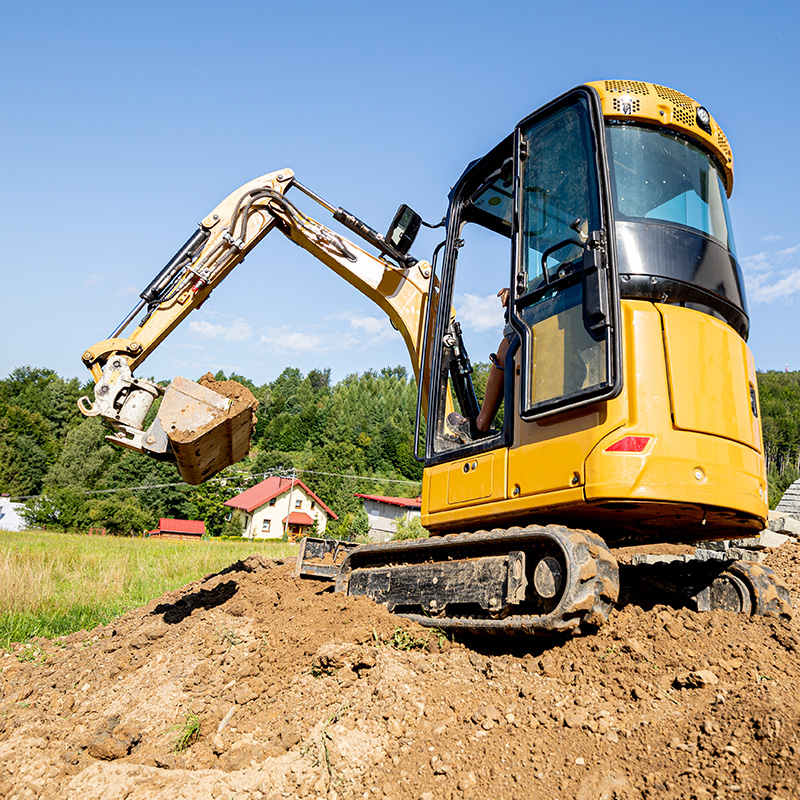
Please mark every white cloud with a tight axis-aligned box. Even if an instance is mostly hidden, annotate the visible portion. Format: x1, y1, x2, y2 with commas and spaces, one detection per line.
453, 292, 505, 334
223, 319, 254, 342
776, 245, 800, 262
83, 273, 105, 286
116, 284, 139, 296
749, 270, 800, 304
762, 234, 783, 243
259, 325, 330, 353
189, 317, 252, 341
256, 313, 399, 355
742, 243, 800, 305
741, 251, 772, 272
346, 314, 396, 344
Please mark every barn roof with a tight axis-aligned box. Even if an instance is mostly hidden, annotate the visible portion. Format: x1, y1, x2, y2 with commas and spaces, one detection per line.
355, 493, 422, 509
157, 518, 205, 535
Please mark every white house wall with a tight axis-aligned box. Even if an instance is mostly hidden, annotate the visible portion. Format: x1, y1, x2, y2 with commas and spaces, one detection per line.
233, 485, 328, 539
0, 499, 25, 532
363, 499, 420, 543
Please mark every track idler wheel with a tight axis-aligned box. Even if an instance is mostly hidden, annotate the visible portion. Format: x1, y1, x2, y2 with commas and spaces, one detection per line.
697, 561, 792, 620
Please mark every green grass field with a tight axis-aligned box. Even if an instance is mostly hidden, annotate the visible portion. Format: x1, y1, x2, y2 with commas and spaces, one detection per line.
0, 530, 298, 648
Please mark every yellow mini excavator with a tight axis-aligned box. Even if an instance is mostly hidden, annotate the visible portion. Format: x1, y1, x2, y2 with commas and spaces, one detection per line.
80, 80, 791, 635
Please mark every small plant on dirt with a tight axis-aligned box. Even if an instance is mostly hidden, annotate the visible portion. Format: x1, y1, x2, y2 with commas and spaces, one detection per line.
316, 703, 349, 775
386, 626, 430, 651
168, 711, 202, 752
598, 645, 619, 661
16, 643, 46, 663
218, 628, 241, 648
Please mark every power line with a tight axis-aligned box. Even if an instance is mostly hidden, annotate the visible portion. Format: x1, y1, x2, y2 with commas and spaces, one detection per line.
10, 465, 421, 503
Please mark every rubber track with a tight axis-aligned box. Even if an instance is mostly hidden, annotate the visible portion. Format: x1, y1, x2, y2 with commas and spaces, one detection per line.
726, 562, 793, 620
343, 524, 620, 636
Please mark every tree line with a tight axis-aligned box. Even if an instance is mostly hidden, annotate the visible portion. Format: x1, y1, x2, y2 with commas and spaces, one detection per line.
1, 366, 798, 535
0, 365, 425, 537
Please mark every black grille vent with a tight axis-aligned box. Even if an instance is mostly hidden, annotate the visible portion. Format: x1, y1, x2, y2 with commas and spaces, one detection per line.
717, 131, 732, 162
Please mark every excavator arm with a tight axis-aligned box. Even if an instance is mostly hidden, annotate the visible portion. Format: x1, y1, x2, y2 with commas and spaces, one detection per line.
79, 169, 436, 483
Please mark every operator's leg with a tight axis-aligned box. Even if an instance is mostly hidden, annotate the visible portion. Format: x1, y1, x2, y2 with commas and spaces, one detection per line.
476, 337, 509, 432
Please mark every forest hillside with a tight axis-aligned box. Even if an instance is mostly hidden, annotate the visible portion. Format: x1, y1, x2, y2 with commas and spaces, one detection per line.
0, 366, 797, 535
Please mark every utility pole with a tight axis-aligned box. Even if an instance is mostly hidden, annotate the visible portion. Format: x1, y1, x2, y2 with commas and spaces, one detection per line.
285, 468, 297, 539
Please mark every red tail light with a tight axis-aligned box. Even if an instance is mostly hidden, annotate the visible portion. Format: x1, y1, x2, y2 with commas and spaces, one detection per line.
605, 436, 651, 453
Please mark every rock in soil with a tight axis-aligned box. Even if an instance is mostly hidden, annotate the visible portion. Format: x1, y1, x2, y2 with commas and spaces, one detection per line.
2, 545, 800, 799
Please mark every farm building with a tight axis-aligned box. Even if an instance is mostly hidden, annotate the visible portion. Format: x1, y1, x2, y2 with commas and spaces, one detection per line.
224, 476, 336, 540
147, 518, 205, 540
0, 495, 25, 532
355, 493, 422, 542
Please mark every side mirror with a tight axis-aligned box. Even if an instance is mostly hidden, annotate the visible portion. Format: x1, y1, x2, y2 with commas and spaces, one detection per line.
386, 204, 421, 255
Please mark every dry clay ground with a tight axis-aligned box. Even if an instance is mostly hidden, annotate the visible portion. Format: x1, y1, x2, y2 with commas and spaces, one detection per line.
2, 536, 800, 800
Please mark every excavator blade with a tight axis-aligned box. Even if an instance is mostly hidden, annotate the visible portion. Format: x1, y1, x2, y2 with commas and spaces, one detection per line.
157, 375, 257, 485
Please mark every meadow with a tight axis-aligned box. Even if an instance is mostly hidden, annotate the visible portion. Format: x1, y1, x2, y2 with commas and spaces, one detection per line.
0, 529, 297, 648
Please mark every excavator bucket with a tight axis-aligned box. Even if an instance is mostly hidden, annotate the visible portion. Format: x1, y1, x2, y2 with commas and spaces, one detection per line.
156, 375, 258, 485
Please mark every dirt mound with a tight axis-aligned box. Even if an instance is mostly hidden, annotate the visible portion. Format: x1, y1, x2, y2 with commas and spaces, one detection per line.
2, 545, 800, 799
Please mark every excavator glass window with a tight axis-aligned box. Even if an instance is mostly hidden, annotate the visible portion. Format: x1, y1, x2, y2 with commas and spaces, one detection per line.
605, 121, 748, 337
513, 91, 620, 419
606, 123, 736, 254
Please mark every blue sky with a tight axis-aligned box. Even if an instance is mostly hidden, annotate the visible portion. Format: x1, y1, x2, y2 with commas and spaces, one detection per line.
2, 1, 799, 387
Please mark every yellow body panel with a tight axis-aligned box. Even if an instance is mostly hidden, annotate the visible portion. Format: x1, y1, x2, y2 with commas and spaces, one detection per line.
660, 304, 761, 450
426, 450, 507, 511
422, 300, 768, 540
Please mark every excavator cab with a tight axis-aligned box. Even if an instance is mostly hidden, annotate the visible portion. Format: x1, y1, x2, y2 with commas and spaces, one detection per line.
420, 82, 762, 547
425, 88, 620, 464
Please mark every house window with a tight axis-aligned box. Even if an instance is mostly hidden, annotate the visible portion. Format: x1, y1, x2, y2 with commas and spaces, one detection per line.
311, 501, 315, 509
295, 499, 302, 509
269, 498, 276, 506
261, 519, 271, 533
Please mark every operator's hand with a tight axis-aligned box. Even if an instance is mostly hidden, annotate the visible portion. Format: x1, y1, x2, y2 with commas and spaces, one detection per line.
497, 288, 510, 308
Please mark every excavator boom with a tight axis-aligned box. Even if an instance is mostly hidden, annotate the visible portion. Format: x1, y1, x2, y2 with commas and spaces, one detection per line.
79, 170, 435, 483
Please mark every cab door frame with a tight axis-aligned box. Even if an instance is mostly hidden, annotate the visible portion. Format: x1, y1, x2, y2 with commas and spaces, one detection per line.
423, 136, 516, 467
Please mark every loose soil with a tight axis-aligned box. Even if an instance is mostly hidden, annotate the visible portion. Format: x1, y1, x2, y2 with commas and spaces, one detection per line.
2, 539, 800, 800
168, 374, 258, 445
196, 374, 259, 420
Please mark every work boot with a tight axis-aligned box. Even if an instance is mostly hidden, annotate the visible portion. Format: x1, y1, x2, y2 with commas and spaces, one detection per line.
446, 412, 473, 444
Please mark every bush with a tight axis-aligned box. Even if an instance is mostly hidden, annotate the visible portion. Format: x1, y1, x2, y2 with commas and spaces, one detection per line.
392, 516, 429, 541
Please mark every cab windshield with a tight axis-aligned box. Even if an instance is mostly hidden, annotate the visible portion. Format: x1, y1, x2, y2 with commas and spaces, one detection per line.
606, 123, 736, 255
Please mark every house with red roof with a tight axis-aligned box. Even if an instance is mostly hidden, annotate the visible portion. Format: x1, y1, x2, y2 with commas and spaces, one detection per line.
147, 518, 205, 540
355, 493, 422, 542
224, 476, 337, 540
